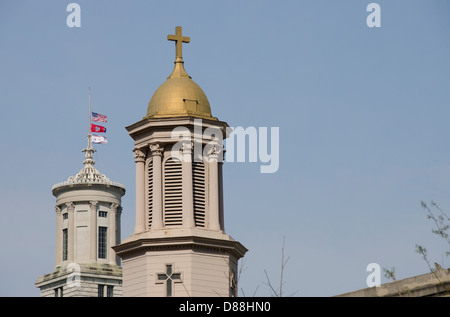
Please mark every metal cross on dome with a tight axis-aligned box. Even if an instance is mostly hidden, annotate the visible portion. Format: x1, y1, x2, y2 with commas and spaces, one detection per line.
167, 26, 190, 60
156, 264, 182, 297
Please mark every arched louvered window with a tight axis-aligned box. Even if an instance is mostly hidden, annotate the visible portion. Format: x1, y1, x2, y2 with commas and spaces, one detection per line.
164, 157, 183, 226
193, 160, 206, 227
147, 159, 153, 228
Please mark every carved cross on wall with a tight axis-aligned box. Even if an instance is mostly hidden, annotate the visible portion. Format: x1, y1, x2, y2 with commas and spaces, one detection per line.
156, 264, 182, 297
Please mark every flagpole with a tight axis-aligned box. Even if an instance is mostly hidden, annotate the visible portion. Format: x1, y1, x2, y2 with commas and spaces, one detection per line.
88, 87, 92, 149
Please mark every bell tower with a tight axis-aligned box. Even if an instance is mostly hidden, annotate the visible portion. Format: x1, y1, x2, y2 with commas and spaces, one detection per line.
113, 26, 247, 297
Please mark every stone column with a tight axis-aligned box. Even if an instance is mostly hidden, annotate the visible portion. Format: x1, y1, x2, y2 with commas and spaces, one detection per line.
134, 149, 146, 234
219, 161, 225, 232
181, 142, 195, 228
116, 206, 122, 265
150, 143, 164, 229
208, 146, 221, 231
89, 200, 98, 262
55, 206, 62, 267
109, 203, 119, 265
66, 202, 75, 263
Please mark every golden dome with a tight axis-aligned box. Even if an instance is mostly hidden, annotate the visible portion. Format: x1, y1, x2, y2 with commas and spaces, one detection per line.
146, 59, 216, 120
146, 26, 216, 121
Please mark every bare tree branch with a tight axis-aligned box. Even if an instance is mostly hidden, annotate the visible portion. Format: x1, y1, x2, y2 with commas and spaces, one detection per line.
263, 237, 299, 297
264, 269, 279, 297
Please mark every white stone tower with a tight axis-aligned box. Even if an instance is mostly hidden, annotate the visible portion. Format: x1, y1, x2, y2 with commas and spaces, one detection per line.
113, 26, 247, 297
35, 143, 126, 297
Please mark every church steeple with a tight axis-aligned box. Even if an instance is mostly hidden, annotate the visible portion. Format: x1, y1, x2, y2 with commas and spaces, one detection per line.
114, 26, 247, 297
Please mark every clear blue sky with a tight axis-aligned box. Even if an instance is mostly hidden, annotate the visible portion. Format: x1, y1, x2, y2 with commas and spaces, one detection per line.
1, 0, 450, 296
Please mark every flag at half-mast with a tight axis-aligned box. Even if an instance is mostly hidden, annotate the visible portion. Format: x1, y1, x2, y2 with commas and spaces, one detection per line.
91, 123, 107, 133
91, 135, 108, 144
91, 112, 107, 122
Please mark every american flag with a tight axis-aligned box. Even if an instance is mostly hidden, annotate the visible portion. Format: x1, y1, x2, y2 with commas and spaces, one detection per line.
91, 112, 107, 122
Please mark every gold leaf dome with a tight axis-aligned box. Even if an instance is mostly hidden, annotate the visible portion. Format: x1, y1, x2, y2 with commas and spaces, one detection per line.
145, 58, 216, 120
146, 27, 216, 121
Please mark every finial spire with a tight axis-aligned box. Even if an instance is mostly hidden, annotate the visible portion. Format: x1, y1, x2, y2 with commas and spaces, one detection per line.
82, 145, 96, 166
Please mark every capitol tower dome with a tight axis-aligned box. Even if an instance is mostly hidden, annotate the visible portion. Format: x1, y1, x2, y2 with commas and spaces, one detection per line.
36, 139, 126, 297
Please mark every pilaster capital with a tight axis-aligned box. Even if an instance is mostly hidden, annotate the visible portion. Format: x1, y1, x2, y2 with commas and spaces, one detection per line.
89, 200, 98, 210
180, 142, 194, 163
133, 148, 146, 163
149, 143, 164, 156
181, 142, 194, 154
65, 202, 75, 212
55, 206, 61, 214
207, 145, 222, 162
110, 202, 119, 213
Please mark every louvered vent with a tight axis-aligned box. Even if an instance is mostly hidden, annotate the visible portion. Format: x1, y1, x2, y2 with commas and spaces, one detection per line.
164, 157, 183, 226
147, 160, 153, 228
193, 161, 206, 227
